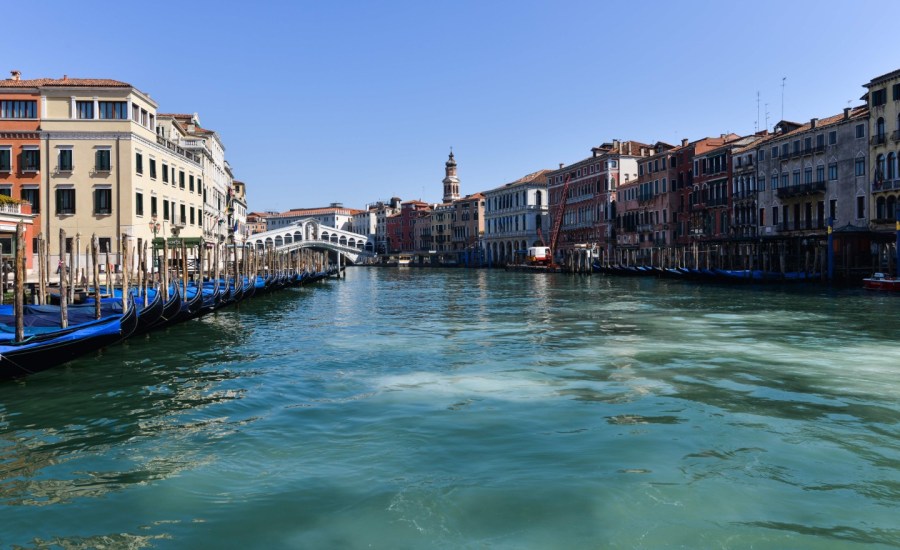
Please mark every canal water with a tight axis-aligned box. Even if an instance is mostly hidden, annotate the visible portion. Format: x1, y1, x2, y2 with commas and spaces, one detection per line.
2, 268, 900, 548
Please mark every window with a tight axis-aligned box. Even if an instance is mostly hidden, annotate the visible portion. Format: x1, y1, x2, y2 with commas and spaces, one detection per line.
804, 167, 812, 184
781, 173, 789, 188
98, 101, 128, 119
149, 158, 157, 179
830, 199, 837, 221
759, 149, 765, 161
56, 188, 76, 214
894, 83, 900, 101
793, 170, 801, 186
162, 163, 169, 183
816, 165, 824, 182
804, 137, 812, 151
0, 100, 37, 118
829, 131, 837, 145
151, 196, 158, 217
22, 149, 40, 171
94, 188, 112, 214
95, 149, 111, 171
21, 188, 39, 213
772, 146, 779, 158
136, 192, 144, 216
772, 207, 779, 226
76, 101, 94, 119
189, 175, 194, 192
180, 204, 186, 224
0, 148, 10, 171
0, 187, 10, 197
857, 196, 865, 218
793, 140, 800, 154
190, 206, 195, 225
872, 88, 887, 106
828, 163, 838, 180
855, 157, 866, 176
163, 200, 169, 221
98, 238, 112, 253
58, 149, 73, 171
136, 152, 143, 174
179, 171, 185, 189
856, 124, 865, 139
197, 178, 202, 194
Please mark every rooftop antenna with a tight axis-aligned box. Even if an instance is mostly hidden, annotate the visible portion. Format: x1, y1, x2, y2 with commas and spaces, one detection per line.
755, 91, 760, 133
765, 103, 770, 133
781, 77, 786, 121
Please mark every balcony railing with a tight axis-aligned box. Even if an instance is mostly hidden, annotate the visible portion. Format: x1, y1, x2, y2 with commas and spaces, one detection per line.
873, 179, 900, 192
0, 203, 25, 214
156, 135, 201, 164
893, 130, 900, 142
871, 134, 887, 146
775, 181, 826, 199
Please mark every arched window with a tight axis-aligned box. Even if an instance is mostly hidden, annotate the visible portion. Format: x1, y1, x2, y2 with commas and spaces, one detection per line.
888, 195, 897, 220
889, 153, 897, 180
877, 154, 886, 181
535, 190, 542, 206
877, 117, 886, 140
877, 196, 886, 219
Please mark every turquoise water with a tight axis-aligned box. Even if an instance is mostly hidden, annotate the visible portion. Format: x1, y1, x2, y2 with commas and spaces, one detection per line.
2, 268, 900, 548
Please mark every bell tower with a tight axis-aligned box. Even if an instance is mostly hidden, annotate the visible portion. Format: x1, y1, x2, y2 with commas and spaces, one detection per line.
442, 149, 460, 203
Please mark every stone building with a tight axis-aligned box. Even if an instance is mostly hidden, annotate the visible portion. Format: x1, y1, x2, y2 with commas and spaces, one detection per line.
483, 169, 551, 265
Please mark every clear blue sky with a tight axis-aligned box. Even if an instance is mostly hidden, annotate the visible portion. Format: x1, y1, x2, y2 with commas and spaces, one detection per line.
11, 0, 899, 211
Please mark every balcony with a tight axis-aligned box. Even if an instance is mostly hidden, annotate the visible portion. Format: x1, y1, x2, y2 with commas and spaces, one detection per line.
156, 135, 201, 164
636, 224, 653, 232
775, 181, 826, 199
691, 202, 706, 211
871, 134, 887, 146
872, 179, 900, 192
0, 202, 26, 214
893, 130, 900, 142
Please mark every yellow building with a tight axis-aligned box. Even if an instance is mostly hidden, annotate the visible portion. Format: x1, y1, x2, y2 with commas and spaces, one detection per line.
23, 76, 204, 269
864, 68, 900, 232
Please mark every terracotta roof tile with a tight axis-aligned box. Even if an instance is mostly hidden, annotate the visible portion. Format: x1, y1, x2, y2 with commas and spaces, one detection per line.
0, 77, 131, 88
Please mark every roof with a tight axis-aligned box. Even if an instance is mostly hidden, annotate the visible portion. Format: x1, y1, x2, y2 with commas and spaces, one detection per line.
769, 105, 868, 142
0, 77, 131, 88
271, 206, 363, 218
865, 67, 900, 88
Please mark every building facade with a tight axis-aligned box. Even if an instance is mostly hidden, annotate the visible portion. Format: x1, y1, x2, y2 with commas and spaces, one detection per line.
484, 169, 551, 265
864, 69, 900, 237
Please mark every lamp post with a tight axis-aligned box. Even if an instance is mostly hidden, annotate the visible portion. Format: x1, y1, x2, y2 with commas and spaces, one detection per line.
149, 216, 161, 279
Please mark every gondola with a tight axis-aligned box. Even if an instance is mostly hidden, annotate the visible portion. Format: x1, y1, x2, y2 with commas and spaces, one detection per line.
0, 297, 139, 380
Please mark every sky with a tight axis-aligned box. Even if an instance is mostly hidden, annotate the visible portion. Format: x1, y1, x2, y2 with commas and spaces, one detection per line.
10, 0, 900, 211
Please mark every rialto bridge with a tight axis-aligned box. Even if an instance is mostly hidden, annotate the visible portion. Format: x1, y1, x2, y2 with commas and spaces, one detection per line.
247, 218, 375, 264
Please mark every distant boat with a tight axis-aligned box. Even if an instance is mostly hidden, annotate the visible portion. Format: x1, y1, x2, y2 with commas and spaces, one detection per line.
863, 273, 900, 292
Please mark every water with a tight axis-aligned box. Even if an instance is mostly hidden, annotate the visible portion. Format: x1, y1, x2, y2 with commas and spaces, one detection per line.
2, 268, 900, 549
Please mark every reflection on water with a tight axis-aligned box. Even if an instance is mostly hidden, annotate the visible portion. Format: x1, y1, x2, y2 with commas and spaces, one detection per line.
1, 270, 900, 547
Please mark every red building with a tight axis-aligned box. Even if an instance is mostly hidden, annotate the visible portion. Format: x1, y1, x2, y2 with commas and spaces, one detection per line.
615, 142, 682, 265
388, 200, 430, 253
0, 71, 41, 270
546, 140, 649, 262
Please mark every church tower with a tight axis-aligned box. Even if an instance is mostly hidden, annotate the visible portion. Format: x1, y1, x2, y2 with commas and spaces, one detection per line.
442, 150, 460, 203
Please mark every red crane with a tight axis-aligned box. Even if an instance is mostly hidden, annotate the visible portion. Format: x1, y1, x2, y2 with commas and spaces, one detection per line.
545, 173, 572, 264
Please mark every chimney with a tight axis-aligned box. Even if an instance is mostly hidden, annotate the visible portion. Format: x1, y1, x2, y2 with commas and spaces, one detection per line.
62, 74, 68, 81
681, 138, 689, 147
559, 163, 564, 169
810, 118, 818, 129
612, 139, 620, 149
10, 70, 20, 81
843, 107, 851, 120
627, 142, 632, 155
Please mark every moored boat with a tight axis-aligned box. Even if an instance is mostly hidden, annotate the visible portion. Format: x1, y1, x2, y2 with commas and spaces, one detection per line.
863, 272, 900, 291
